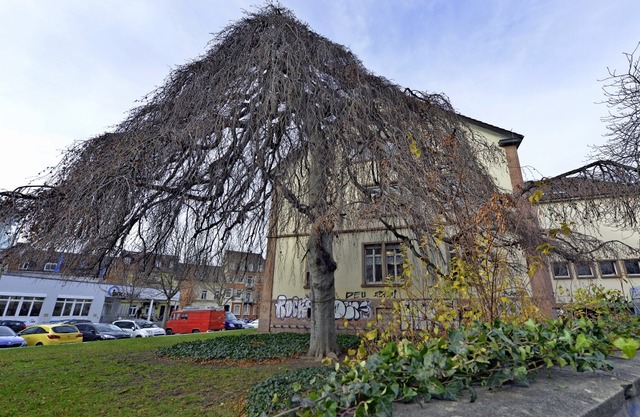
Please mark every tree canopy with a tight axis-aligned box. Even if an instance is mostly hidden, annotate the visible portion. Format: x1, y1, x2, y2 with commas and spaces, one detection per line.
0, 5, 570, 356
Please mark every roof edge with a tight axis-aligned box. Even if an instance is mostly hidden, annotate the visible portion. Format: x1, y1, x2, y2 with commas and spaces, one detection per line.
458, 114, 525, 148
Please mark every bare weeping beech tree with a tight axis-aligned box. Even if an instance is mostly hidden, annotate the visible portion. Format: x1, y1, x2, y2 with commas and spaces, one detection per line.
0, 5, 578, 356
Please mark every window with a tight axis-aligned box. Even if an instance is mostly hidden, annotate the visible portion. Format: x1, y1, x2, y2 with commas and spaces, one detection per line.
235, 289, 242, 298
200, 290, 208, 300
233, 304, 240, 315
116, 321, 134, 330
243, 304, 250, 315
246, 276, 254, 287
224, 289, 232, 298
364, 243, 403, 285
155, 259, 162, 268
551, 262, 571, 279
52, 298, 92, 317
3, 298, 19, 316
575, 262, 594, 278
43, 262, 57, 272
20, 262, 30, 270
366, 184, 399, 203
599, 261, 618, 278
0, 295, 45, 317
304, 270, 311, 288
624, 259, 640, 276
123, 256, 132, 265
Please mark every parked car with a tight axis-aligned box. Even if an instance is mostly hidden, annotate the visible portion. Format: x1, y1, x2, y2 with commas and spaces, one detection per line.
75, 322, 132, 341
18, 324, 83, 346
224, 312, 245, 330
245, 319, 259, 329
112, 319, 166, 337
61, 319, 93, 325
0, 320, 27, 333
0, 325, 27, 348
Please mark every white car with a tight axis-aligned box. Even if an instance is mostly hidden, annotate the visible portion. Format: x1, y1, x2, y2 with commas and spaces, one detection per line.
245, 319, 259, 329
112, 319, 166, 337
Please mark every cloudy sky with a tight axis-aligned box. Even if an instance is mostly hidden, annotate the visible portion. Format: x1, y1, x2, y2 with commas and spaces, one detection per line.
1, 0, 638, 190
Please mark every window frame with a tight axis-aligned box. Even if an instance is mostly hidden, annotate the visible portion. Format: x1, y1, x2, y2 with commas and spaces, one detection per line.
575, 262, 595, 279
598, 260, 619, 278
43, 262, 57, 272
363, 242, 404, 286
52, 297, 92, 317
0, 295, 45, 317
551, 262, 571, 279
623, 259, 640, 276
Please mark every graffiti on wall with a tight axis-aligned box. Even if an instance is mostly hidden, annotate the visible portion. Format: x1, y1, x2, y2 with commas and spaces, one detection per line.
335, 299, 371, 320
274, 295, 311, 320
274, 294, 372, 321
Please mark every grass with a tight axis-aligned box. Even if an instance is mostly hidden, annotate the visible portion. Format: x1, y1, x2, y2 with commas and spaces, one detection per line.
0, 330, 321, 417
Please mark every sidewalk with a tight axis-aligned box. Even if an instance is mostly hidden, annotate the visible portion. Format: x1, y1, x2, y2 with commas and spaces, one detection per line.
393, 355, 640, 417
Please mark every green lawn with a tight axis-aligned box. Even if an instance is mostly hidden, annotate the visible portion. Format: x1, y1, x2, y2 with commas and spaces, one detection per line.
0, 330, 315, 417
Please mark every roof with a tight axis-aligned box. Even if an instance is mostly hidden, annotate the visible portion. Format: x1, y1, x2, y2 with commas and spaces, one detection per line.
222, 250, 265, 264
528, 160, 640, 202
459, 114, 524, 148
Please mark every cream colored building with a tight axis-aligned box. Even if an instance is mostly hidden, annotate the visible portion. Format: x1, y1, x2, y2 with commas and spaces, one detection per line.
536, 186, 640, 305
259, 116, 538, 331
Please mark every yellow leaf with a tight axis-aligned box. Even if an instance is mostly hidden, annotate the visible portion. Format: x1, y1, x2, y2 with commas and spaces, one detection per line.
528, 189, 543, 204
409, 140, 422, 158
364, 329, 378, 341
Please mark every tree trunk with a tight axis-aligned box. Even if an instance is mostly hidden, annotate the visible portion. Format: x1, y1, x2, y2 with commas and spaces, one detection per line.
307, 224, 338, 358
307, 130, 339, 358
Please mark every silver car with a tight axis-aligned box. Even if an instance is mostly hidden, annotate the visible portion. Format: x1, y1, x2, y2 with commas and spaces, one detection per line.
112, 319, 166, 337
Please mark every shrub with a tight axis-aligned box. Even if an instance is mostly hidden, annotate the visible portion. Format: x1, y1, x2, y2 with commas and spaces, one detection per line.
157, 332, 360, 362
287, 316, 631, 416
245, 366, 333, 417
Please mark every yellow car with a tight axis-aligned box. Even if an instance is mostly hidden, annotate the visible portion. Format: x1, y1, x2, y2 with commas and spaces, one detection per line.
19, 324, 83, 346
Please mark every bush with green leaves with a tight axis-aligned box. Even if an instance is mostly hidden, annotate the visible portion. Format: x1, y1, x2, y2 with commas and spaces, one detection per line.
287, 316, 639, 416
157, 332, 360, 362
245, 366, 333, 417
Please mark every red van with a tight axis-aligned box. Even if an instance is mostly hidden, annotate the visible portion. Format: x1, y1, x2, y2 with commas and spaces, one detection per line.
165, 309, 226, 335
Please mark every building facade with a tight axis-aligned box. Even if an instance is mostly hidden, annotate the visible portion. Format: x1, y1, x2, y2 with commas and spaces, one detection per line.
259, 117, 544, 332
0, 247, 180, 325
183, 250, 265, 320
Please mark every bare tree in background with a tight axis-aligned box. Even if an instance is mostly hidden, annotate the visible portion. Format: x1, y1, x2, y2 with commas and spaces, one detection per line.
597, 42, 640, 167
0, 5, 565, 357
108, 258, 149, 320
197, 266, 234, 308
149, 221, 201, 328
517, 44, 640, 268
